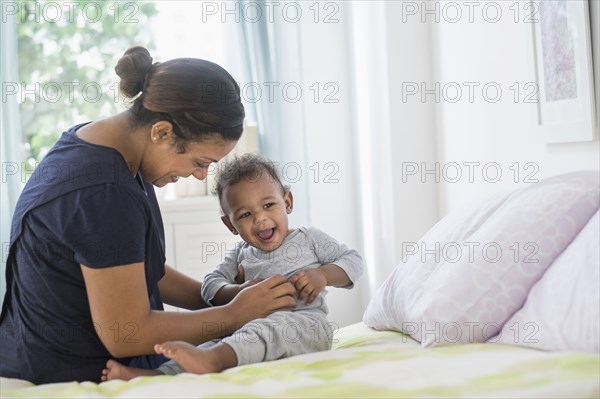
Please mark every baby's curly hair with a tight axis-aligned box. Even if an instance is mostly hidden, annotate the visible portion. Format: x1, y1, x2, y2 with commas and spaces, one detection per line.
212, 153, 290, 211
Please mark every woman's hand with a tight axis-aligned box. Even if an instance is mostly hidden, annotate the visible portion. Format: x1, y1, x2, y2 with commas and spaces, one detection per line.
227, 274, 296, 324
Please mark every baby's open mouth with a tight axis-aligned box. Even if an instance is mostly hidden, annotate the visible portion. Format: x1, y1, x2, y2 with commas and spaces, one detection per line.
257, 228, 275, 241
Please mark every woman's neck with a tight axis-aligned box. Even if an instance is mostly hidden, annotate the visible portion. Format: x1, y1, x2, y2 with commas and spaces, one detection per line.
76, 112, 145, 176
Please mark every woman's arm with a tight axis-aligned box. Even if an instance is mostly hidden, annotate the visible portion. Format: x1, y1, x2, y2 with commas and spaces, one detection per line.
158, 265, 208, 310
81, 262, 295, 358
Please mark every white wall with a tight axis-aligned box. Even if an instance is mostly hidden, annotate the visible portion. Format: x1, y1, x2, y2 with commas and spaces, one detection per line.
352, 0, 600, 292
431, 1, 600, 215
379, 0, 599, 225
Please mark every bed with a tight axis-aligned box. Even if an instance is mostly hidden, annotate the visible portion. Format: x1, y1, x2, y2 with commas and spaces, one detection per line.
1, 322, 598, 398
2, 171, 599, 398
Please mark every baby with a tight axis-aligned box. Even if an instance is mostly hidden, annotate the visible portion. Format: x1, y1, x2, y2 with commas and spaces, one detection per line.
103, 153, 363, 379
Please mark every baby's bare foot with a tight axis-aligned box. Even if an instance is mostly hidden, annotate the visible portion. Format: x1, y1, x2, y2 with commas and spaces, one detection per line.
101, 359, 162, 381
154, 341, 228, 375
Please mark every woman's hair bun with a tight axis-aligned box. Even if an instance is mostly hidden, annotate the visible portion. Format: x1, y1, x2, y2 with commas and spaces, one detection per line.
115, 46, 153, 98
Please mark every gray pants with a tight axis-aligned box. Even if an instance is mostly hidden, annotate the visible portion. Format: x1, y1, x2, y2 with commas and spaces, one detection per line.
158, 311, 333, 375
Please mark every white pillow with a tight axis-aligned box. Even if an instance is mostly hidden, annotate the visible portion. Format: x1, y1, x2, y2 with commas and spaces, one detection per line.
363, 171, 599, 347
494, 210, 599, 353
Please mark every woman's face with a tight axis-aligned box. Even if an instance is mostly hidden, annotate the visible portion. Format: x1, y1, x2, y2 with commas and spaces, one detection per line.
145, 135, 237, 187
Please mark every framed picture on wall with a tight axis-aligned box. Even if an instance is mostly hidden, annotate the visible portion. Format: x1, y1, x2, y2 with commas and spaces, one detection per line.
531, 0, 597, 143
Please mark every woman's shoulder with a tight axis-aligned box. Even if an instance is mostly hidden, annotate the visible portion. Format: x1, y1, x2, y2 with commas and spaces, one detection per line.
40, 123, 131, 180
20, 124, 142, 205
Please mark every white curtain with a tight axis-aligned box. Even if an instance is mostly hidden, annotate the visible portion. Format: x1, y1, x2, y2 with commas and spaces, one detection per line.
0, 11, 24, 304
236, 0, 310, 226
236, 2, 373, 326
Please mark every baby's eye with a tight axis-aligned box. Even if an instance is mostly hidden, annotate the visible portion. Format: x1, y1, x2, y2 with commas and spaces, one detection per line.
239, 212, 251, 219
264, 203, 274, 209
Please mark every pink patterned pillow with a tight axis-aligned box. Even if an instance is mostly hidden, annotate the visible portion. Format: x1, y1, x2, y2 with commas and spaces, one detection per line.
363, 171, 599, 347
494, 210, 599, 353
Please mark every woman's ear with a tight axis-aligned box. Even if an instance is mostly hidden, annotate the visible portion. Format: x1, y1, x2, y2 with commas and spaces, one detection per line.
284, 190, 294, 214
150, 120, 174, 142
221, 215, 238, 235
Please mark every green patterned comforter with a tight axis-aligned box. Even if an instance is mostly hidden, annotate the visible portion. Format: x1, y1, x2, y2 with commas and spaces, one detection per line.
1, 323, 598, 398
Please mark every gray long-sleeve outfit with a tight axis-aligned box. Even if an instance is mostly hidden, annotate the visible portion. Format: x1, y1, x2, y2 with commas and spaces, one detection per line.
158, 227, 363, 374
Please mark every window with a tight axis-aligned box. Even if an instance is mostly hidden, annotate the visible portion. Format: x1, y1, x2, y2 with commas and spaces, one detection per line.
13, 0, 254, 200
15, 1, 157, 166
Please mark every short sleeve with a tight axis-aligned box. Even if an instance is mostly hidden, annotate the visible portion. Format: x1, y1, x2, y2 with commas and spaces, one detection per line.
201, 242, 243, 305
62, 185, 148, 268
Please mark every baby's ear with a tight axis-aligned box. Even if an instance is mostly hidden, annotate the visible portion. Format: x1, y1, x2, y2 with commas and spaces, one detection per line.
221, 216, 238, 235
284, 190, 294, 214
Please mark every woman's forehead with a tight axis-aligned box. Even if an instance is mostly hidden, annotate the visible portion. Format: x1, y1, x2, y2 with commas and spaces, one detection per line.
185, 139, 236, 159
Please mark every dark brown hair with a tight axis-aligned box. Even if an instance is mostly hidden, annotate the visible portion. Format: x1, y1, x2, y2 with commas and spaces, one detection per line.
115, 46, 245, 152
213, 153, 290, 210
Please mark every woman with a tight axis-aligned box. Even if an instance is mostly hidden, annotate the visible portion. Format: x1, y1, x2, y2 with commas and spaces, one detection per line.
0, 46, 296, 384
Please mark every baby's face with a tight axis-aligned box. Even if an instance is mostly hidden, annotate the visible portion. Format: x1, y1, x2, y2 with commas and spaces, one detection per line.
222, 172, 293, 252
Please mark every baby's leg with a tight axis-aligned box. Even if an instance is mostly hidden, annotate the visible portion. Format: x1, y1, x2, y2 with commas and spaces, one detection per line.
154, 341, 237, 375
101, 359, 162, 381
224, 312, 332, 367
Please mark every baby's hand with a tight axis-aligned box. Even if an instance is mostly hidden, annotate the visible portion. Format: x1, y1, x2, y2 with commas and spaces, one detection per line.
289, 269, 327, 305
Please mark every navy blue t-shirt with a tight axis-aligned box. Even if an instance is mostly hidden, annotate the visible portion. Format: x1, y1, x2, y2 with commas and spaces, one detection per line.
0, 123, 167, 384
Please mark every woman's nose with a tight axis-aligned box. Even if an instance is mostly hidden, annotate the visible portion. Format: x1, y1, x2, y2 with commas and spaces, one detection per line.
192, 168, 208, 181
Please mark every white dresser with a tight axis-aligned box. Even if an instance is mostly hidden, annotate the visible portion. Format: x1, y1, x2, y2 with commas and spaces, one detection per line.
158, 196, 238, 284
